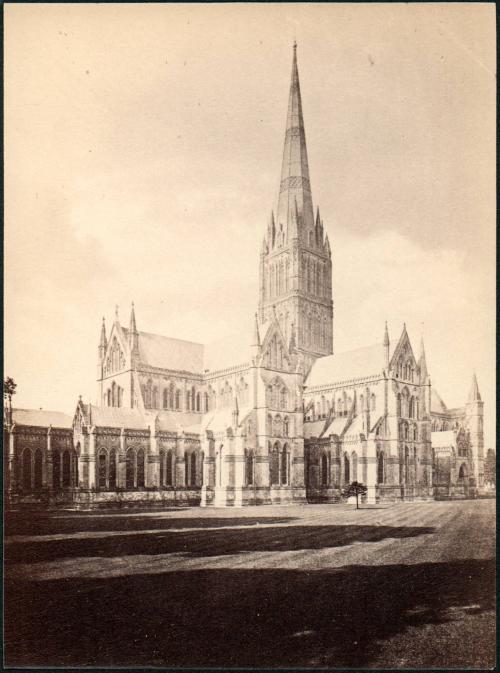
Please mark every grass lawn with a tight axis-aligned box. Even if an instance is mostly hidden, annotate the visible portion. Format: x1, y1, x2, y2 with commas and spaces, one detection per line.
4, 499, 495, 668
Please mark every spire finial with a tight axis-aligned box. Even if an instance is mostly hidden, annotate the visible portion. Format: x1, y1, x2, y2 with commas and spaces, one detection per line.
115, 304, 119, 321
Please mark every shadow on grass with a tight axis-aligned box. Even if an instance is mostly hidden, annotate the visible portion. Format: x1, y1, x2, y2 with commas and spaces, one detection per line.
5, 511, 297, 537
5, 558, 494, 668
5, 524, 436, 564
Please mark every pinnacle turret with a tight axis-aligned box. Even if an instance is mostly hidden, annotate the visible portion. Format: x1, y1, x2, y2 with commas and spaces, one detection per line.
252, 313, 261, 347
98, 317, 107, 362
128, 302, 139, 357
129, 302, 137, 334
419, 336, 428, 383
468, 372, 481, 402
383, 321, 390, 348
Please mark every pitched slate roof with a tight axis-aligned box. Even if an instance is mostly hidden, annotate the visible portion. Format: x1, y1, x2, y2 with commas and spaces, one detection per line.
431, 389, 448, 413
89, 406, 148, 430
201, 404, 253, 434
303, 419, 327, 439
306, 344, 385, 388
203, 328, 253, 373
11, 408, 73, 429
146, 410, 202, 434
431, 430, 456, 448
138, 331, 204, 373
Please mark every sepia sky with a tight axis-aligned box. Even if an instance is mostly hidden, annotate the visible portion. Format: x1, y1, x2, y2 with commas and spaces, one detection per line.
4, 3, 496, 447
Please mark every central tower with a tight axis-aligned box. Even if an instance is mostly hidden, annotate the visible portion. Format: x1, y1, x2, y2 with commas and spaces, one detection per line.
258, 44, 334, 367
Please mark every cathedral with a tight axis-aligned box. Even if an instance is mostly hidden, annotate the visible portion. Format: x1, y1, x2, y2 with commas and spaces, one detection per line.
4, 46, 485, 508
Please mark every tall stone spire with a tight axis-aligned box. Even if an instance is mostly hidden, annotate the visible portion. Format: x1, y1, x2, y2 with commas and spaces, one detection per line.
258, 45, 333, 365
277, 42, 314, 235
468, 372, 481, 402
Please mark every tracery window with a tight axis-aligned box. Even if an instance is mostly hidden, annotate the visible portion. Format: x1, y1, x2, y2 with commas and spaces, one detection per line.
125, 447, 145, 489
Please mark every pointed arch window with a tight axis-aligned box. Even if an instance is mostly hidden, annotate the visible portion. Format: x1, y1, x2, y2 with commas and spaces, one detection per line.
283, 416, 289, 437
22, 448, 32, 491
175, 389, 181, 410
351, 451, 358, 482
281, 444, 289, 485
109, 450, 116, 489
34, 449, 43, 489
98, 449, 107, 488
166, 451, 174, 486
163, 389, 169, 409
53, 450, 61, 489
245, 450, 254, 486
136, 448, 145, 487
270, 442, 280, 485
344, 452, 350, 484
377, 451, 385, 484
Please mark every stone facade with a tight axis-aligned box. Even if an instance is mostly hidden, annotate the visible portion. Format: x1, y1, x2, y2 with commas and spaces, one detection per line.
4, 46, 485, 508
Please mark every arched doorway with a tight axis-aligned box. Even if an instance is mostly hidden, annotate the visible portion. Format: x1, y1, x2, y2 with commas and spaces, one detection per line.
458, 462, 469, 495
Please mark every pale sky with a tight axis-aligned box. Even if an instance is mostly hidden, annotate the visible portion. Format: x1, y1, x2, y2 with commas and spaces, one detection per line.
4, 3, 496, 448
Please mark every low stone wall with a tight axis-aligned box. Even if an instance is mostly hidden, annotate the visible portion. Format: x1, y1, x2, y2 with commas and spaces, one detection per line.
7, 488, 202, 510
305, 486, 342, 504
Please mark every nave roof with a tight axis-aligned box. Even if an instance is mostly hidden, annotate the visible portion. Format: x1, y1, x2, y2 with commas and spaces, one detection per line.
306, 343, 386, 388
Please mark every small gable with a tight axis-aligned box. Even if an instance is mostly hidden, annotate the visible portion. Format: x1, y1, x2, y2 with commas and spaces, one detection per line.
103, 324, 129, 377
389, 327, 418, 381
260, 319, 291, 371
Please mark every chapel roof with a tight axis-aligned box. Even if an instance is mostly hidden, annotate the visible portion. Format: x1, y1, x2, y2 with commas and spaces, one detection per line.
89, 405, 148, 430
11, 408, 73, 429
